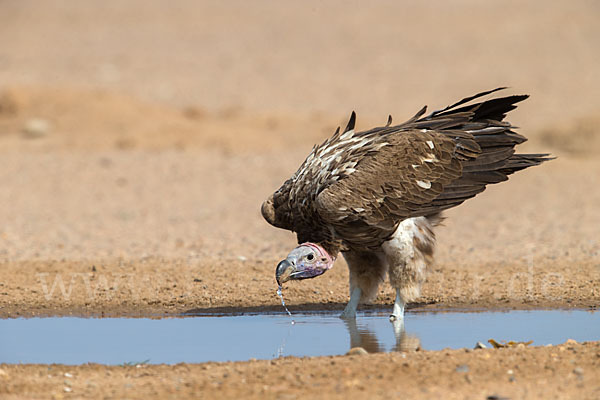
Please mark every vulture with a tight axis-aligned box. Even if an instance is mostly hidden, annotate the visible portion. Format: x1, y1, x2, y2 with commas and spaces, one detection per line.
261, 88, 552, 320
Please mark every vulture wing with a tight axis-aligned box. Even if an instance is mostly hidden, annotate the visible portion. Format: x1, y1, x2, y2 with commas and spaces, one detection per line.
315, 129, 470, 249
262, 89, 552, 251
313, 89, 551, 250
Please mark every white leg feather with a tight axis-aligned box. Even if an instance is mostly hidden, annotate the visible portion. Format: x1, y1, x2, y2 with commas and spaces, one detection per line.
383, 216, 437, 321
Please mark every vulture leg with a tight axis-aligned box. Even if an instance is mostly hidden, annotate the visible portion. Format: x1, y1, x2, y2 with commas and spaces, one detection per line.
340, 287, 362, 319
382, 216, 438, 321
340, 249, 387, 319
391, 289, 405, 321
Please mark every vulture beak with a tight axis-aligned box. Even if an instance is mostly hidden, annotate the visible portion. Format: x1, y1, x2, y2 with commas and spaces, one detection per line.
275, 259, 295, 285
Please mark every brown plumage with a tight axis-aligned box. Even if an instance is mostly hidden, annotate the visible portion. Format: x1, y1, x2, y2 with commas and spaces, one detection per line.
263, 88, 552, 320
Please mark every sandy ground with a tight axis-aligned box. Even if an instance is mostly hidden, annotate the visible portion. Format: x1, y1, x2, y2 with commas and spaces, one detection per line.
1, 0, 600, 398
2, 341, 600, 400
0, 87, 598, 319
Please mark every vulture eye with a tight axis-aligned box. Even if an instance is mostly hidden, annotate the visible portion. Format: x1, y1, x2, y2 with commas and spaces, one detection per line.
306, 254, 314, 261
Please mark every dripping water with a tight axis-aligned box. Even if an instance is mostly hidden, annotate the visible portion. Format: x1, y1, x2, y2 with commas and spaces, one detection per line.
277, 285, 294, 323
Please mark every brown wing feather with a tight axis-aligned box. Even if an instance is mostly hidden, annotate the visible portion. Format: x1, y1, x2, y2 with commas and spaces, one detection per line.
262, 89, 553, 254
314, 130, 473, 249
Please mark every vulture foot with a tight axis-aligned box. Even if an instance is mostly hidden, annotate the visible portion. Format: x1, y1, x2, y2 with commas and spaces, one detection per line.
389, 288, 405, 321
340, 287, 362, 319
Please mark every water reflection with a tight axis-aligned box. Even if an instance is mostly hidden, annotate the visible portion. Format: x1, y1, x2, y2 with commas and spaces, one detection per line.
342, 317, 421, 353
0, 310, 597, 364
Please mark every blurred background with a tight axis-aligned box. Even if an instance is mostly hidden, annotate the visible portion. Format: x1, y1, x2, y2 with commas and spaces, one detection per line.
0, 0, 598, 267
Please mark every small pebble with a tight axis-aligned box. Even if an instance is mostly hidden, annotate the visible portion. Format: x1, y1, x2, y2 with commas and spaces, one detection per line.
455, 364, 469, 373
474, 341, 487, 349
64, 372, 73, 378
63, 387, 72, 393
22, 118, 50, 138
346, 347, 368, 356
573, 367, 584, 376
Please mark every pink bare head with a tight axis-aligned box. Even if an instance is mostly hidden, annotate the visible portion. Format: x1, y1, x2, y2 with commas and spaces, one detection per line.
275, 243, 335, 285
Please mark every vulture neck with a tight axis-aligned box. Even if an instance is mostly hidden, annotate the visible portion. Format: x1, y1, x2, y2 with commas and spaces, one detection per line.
319, 240, 343, 260
297, 227, 343, 260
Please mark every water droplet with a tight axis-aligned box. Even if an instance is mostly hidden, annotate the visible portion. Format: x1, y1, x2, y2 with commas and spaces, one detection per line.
277, 285, 293, 319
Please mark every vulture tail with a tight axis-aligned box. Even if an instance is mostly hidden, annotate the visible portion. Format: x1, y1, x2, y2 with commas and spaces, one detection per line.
413, 89, 554, 212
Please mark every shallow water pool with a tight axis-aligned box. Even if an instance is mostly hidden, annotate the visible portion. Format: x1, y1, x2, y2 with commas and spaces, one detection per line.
0, 310, 597, 365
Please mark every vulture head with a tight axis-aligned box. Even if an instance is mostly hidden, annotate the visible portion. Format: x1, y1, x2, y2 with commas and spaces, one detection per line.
275, 243, 335, 285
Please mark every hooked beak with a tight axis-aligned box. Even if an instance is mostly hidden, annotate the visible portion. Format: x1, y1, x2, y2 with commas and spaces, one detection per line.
275, 259, 295, 285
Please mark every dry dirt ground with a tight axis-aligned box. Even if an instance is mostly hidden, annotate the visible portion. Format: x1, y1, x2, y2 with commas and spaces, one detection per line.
1, 1, 599, 399
2, 341, 600, 400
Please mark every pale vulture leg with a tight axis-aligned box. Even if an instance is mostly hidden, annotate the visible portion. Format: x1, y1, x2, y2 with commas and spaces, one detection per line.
392, 288, 405, 321
340, 250, 387, 319
340, 286, 362, 319
382, 215, 439, 321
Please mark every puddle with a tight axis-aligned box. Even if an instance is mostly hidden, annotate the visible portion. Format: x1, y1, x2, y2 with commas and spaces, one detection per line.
0, 310, 598, 365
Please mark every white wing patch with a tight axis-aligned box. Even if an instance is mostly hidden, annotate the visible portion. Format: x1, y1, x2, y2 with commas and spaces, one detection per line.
419, 153, 438, 163
416, 180, 431, 189
291, 128, 389, 198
